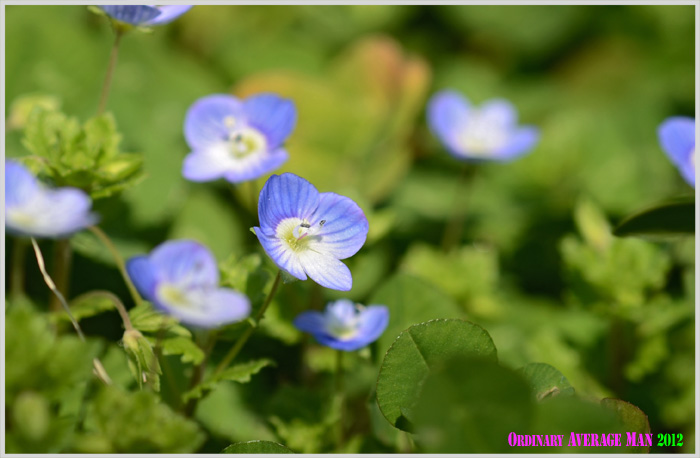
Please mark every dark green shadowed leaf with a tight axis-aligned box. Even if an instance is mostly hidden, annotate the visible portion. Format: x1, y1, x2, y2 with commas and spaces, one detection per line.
222, 440, 294, 453
614, 196, 695, 237
375, 319, 497, 431
183, 359, 275, 402
519, 362, 575, 401
414, 356, 534, 453
601, 398, 651, 453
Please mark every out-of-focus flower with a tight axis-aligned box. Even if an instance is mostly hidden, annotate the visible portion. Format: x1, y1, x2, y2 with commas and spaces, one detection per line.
182, 94, 296, 184
5, 161, 98, 238
294, 300, 389, 351
253, 173, 368, 291
126, 240, 251, 329
99, 5, 193, 26
658, 116, 695, 187
427, 90, 539, 162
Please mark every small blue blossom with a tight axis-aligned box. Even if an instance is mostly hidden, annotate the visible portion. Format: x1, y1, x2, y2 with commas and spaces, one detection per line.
253, 173, 368, 291
99, 5, 193, 26
5, 161, 98, 239
294, 300, 389, 351
427, 90, 539, 162
126, 240, 251, 329
658, 116, 695, 188
182, 93, 297, 184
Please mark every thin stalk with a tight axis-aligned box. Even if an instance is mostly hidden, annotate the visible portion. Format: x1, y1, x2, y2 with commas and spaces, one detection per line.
10, 238, 27, 301
30, 238, 111, 385
71, 290, 134, 332
182, 331, 219, 418
97, 29, 123, 115
89, 225, 142, 306
213, 270, 282, 376
49, 239, 72, 312
440, 165, 476, 253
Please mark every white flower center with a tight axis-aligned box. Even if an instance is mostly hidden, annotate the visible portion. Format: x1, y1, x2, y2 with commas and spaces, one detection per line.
456, 112, 509, 156
157, 283, 197, 309
325, 304, 363, 340
276, 217, 326, 252
6, 208, 37, 229
224, 116, 267, 159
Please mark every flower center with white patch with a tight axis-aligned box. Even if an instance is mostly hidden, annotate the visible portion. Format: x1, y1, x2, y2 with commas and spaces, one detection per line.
325, 307, 362, 340
7, 208, 37, 229
456, 111, 509, 156
276, 217, 325, 252
157, 284, 195, 309
224, 116, 267, 159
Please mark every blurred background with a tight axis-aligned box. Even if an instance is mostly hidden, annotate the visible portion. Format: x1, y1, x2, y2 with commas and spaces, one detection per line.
5, 4, 695, 453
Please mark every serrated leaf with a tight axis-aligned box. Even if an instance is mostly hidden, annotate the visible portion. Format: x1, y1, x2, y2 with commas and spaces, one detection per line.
222, 440, 294, 454
182, 359, 274, 402
518, 362, 575, 401
614, 196, 695, 237
129, 303, 191, 337
376, 319, 497, 431
160, 336, 205, 365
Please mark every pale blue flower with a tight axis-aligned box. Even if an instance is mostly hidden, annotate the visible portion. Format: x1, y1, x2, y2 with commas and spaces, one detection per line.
428, 90, 539, 162
253, 173, 368, 291
294, 300, 389, 351
182, 93, 296, 184
126, 240, 251, 329
658, 116, 695, 187
99, 5, 193, 26
5, 161, 97, 238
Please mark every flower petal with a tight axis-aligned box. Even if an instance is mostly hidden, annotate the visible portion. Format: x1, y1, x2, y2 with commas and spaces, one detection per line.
479, 99, 518, 129
126, 255, 158, 299
243, 94, 297, 150
182, 145, 230, 182
253, 228, 307, 280
184, 94, 243, 150
148, 240, 219, 287
257, 173, 320, 230
493, 126, 539, 161
99, 5, 160, 25
156, 287, 251, 329
297, 249, 352, 291
306, 192, 368, 259
292, 310, 328, 335
658, 117, 695, 166
5, 161, 39, 208
353, 305, 390, 347
427, 90, 471, 153
146, 5, 193, 25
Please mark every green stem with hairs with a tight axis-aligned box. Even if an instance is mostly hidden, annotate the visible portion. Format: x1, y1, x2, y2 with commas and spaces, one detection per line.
97, 29, 123, 115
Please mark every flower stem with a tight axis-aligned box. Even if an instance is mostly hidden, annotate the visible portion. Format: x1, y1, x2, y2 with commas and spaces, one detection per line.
88, 225, 143, 306
71, 290, 134, 332
182, 331, 218, 417
30, 238, 112, 385
97, 29, 123, 115
10, 237, 27, 301
334, 349, 345, 450
49, 239, 72, 313
440, 164, 476, 253
213, 270, 283, 376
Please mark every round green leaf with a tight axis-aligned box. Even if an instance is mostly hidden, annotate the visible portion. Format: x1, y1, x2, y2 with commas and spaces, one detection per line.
222, 440, 294, 454
414, 356, 534, 453
614, 196, 694, 237
518, 362, 575, 401
601, 398, 651, 453
376, 319, 497, 431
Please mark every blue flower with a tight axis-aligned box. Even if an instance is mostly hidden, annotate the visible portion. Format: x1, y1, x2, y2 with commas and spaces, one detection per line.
182, 93, 297, 184
126, 240, 251, 329
427, 90, 539, 162
99, 5, 193, 26
658, 116, 695, 188
5, 161, 98, 238
253, 173, 368, 291
294, 300, 389, 351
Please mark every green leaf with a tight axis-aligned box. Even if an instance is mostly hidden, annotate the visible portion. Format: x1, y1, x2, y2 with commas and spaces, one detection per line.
600, 398, 651, 453
122, 329, 161, 391
7, 93, 60, 130
222, 440, 294, 454
78, 385, 204, 453
369, 274, 465, 358
129, 302, 191, 337
518, 362, 575, 401
183, 359, 274, 402
50, 292, 115, 324
160, 336, 205, 365
376, 319, 497, 431
413, 356, 534, 453
614, 196, 695, 237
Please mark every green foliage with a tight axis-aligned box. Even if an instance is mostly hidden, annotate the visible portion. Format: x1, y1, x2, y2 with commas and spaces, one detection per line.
183, 359, 275, 402
614, 196, 695, 237
376, 319, 498, 430
21, 107, 144, 199
601, 398, 651, 453
222, 440, 294, 454
519, 362, 576, 401
75, 385, 205, 453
